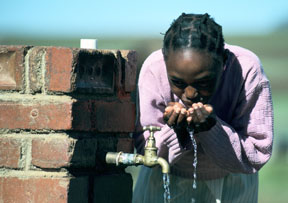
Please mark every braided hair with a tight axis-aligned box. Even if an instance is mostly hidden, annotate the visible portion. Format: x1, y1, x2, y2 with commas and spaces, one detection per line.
162, 13, 225, 62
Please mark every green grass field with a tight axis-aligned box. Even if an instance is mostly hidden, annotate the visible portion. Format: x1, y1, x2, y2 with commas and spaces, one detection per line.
1, 32, 287, 202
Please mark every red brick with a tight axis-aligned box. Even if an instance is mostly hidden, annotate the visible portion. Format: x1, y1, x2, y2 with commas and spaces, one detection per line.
71, 100, 92, 131
0, 98, 73, 130
0, 46, 26, 90
28, 47, 46, 93
74, 49, 117, 95
0, 176, 89, 203
32, 136, 74, 168
72, 100, 136, 132
31, 134, 100, 169
45, 47, 74, 92
0, 137, 22, 168
0, 97, 135, 132
117, 137, 134, 153
120, 50, 137, 93
92, 101, 136, 132
68, 137, 98, 168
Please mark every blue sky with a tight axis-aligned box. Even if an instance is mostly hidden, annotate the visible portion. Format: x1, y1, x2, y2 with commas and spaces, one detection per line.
1, 0, 288, 37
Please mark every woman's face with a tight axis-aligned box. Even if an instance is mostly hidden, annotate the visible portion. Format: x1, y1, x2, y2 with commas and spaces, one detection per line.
165, 49, 223, 107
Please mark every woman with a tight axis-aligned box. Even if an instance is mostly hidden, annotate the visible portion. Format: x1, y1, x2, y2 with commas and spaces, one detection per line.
133, 13, 273, 203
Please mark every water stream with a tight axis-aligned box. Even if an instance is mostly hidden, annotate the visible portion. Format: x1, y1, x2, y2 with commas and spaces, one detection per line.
189, 129, 198, 202
162, 129, 198, 203
163, 173, 171, 203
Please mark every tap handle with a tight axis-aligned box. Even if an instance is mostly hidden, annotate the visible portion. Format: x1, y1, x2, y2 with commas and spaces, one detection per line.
143, 126, 161, 137
143, 126, 160, 150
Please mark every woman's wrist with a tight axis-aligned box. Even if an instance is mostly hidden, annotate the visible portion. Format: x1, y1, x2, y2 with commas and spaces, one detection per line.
194, 116, 216, 133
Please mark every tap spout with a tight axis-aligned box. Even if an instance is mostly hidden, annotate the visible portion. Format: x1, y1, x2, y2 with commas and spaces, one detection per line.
105, 126, 170, 174
105, 151, 170, 174
157, 157, 170, 174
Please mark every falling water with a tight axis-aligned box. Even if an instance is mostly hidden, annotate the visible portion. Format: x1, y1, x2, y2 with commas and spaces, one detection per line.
163, 173, 171, 203
189, 129, 198, 203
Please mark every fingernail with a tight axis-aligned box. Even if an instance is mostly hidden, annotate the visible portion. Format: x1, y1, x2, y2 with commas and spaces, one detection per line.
181, 108, 186, 114
175, 108, 180, 113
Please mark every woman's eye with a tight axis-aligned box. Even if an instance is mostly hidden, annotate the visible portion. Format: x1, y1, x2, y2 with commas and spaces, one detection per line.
197, 83, 209, 88
171, 80, 187, 88
195, 80, 215, 89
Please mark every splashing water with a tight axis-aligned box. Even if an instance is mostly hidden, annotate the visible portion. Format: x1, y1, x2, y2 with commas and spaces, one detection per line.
163, 173, 171, 203
189, 129, 198, 202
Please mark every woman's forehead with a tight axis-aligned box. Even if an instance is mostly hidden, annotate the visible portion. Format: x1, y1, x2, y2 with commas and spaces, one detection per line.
166, 50, 215, 72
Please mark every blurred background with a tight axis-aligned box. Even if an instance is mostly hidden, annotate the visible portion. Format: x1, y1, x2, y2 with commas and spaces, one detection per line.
1, 0, 287, 202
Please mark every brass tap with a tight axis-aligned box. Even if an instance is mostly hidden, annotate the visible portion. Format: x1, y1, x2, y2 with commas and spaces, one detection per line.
105, 126, 170, 174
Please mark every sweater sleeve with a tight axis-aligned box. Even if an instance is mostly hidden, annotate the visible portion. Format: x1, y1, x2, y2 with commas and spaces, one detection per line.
197, 76, 273, 173
134, 61, 187, 163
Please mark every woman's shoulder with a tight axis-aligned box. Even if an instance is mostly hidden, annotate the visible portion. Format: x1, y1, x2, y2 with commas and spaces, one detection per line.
224, 44, 268, 93
141, 49, 166, 72
225, 44, 264, 78
139, 49, 167, 80
225, 44, 261, 67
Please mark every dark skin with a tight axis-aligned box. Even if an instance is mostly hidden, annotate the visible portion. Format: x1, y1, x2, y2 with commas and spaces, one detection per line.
163, 49, 224, 132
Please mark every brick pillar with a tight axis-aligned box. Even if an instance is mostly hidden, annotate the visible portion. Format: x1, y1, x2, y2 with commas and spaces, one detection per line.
0, 45, 137, 203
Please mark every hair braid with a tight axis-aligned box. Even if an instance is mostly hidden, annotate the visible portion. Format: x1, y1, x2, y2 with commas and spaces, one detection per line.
162, 13, 225, 61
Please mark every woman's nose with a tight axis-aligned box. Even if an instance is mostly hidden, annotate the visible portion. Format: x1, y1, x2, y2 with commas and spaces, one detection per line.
184, 86, 198, 100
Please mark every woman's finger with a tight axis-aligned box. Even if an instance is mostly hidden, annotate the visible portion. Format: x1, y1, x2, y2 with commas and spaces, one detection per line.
167, 107, 180, 127
187, 108, 193, 125
204, 104, 213, 114
167, 102, 176, 107
198, 103, 210, 123
163, 106, 174, 122
192, 103, 201, 123
177, 108, 186, 125
187, 116, 193, 125
164, 106, 174, 116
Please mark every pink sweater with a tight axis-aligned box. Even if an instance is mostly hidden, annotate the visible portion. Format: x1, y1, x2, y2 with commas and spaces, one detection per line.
134, 44, 274, 180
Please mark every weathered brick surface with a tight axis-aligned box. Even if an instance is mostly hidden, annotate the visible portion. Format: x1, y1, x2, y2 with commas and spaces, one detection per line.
69, 137, 98, 168
0, 98, 73, 130
71, 99, 92, 130
0, 44, 137, 203
31, 135, 101, 169
0, 46, 26, 90
92, 101, 136, 132
0, 45, 137, 96
28, 47, 46, 93
0, 137, 22, 168
45, 47, 74, 93
72, 100, 136, 132
74, 49, 117, 94
0, 98, 135, 132
31, 136, 74, 168
0, 176, 89, 203
117, 137, 134, 153
120, 50, 137, 93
